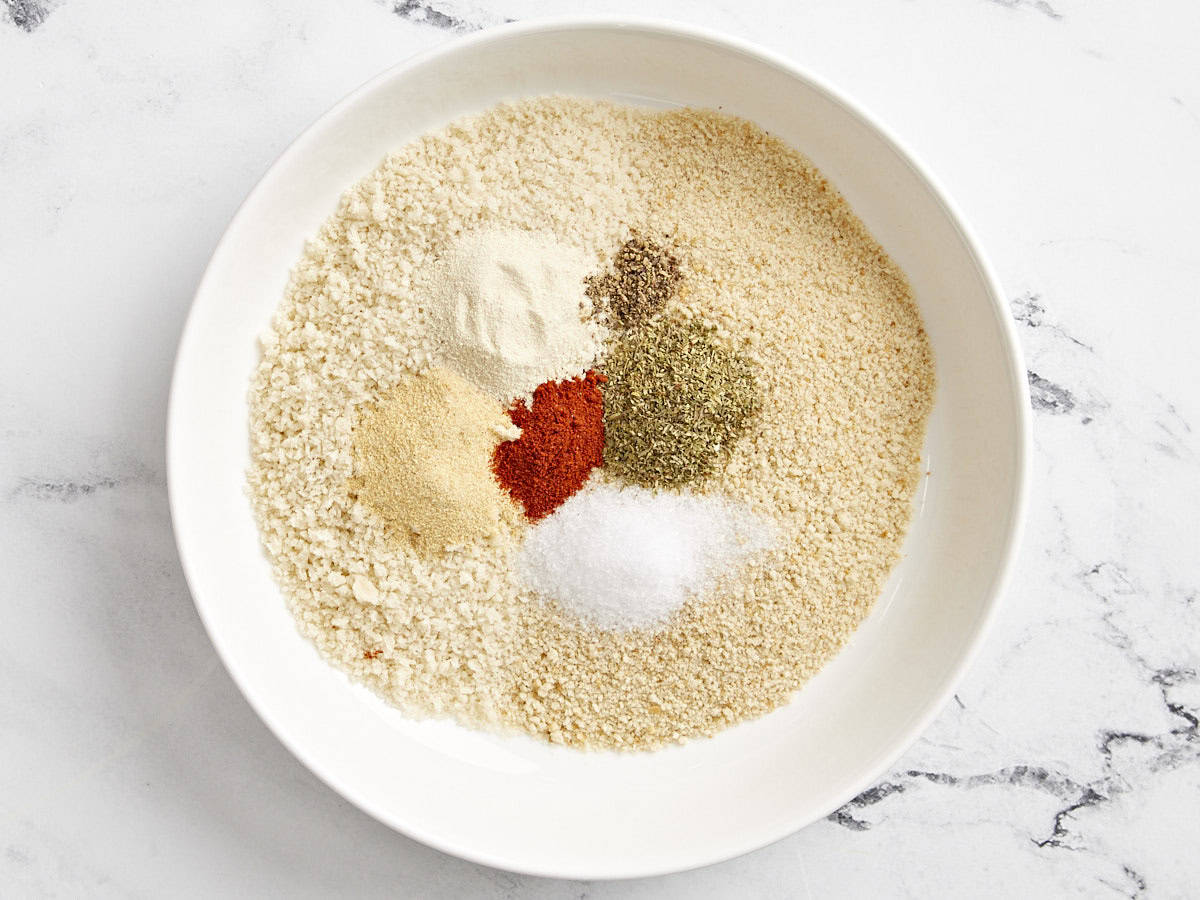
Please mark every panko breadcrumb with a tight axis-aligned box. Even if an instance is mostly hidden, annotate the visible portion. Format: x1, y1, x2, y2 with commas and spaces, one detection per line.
247, 97, 935, 750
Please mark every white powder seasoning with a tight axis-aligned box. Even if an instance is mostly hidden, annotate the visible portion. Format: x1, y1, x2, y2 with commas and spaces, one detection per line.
247, 97, 935, 750
517, 482, 771, 630
421, 228, 607, 405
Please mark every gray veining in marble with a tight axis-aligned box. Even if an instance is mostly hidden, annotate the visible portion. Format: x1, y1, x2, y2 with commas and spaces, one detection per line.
2, 0, 59, 32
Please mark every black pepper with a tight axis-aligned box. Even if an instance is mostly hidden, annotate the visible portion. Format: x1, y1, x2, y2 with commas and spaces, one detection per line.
585, 236, 682, 330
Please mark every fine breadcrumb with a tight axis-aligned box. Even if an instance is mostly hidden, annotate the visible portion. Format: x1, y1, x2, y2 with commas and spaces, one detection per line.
247, 97, 935, 750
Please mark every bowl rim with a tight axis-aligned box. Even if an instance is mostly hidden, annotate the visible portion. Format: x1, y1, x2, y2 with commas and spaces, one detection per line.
167, 15, 1031, 879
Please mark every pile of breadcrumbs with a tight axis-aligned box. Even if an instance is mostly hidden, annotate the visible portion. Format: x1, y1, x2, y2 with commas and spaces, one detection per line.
247, 97, 934, 749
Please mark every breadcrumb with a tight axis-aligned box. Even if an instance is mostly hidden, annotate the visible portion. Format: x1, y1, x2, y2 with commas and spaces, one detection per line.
247, 97, 935, 750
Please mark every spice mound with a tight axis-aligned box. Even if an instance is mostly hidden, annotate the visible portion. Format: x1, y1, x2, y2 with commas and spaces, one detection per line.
601, 317, 759, 488
494, 371, 606, 520
518, 482, 770, 630
586, 236, 682, 330
422, 228, 605, 404
350, 367, 519, 553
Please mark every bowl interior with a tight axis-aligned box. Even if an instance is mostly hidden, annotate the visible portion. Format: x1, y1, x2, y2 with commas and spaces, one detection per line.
169, 22, 1026, 878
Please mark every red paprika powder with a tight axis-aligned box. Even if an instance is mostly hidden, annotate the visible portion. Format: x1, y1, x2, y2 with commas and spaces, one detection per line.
493, 371, 606, 520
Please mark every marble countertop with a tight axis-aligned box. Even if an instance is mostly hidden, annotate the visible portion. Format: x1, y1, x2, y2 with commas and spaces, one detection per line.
2, 0, 1197, 896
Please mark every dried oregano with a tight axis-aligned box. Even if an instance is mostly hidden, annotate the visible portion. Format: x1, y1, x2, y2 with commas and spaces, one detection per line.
601, 317, 758, 487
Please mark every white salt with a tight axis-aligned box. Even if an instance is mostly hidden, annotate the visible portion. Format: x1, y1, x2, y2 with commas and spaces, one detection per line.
516, 482, 771, 631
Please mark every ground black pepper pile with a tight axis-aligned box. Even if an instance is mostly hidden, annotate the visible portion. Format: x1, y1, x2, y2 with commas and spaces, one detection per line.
586, 236, 682, 330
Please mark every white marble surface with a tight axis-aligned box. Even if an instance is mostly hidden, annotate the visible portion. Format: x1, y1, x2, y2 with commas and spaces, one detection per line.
2, 0, 1198, 895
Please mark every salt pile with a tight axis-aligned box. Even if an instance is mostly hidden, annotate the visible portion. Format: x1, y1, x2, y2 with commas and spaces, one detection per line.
516, 482, 771, 630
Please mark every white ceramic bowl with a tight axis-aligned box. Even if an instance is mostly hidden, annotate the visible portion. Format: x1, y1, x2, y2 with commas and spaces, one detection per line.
168, 19, 1029, 879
